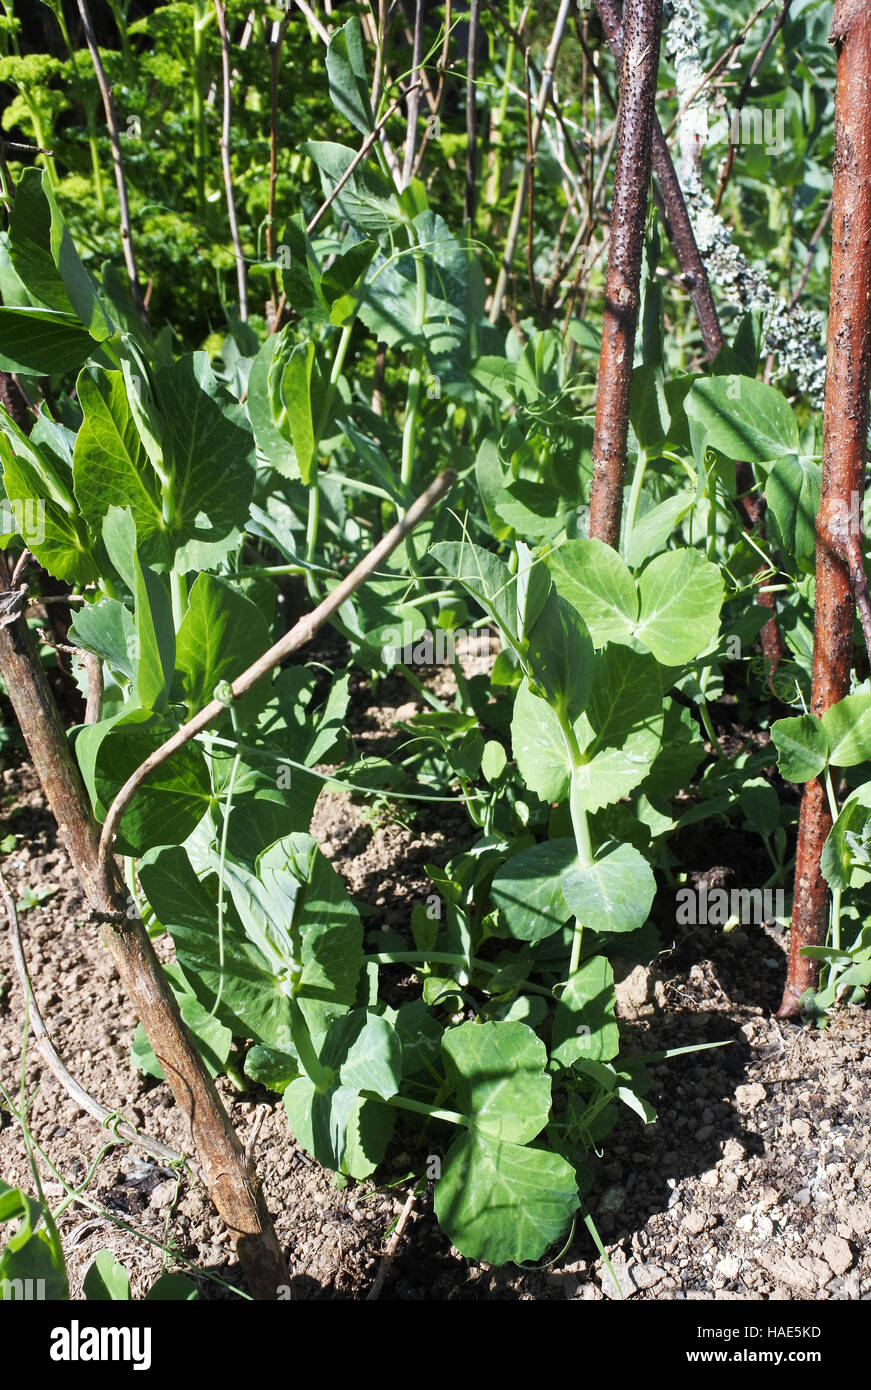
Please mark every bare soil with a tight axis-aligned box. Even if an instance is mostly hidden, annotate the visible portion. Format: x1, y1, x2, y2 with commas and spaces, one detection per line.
1, 662, 868, 1301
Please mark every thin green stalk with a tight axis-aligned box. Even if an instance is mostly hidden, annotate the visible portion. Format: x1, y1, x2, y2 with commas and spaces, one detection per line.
555, 707, 592, 977
170, 569, 187, 627
371, 1091, 468, 1127
212, 706, 241, 1016
485, 0, 518, 215
305, 322, 355, 600
365, 951, 557, 998
623, 446, 648, 553
191, 2, 209, 214
288, 998, 333, 1092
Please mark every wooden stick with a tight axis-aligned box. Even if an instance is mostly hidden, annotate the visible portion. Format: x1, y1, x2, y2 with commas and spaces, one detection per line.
779, 0, 871, 1016
0, 864, 191, 1172
0, 551, 287, 1298
214, 0, 249, 321
76, 0, 149, 331
588, 0, 663, 549
98, 469, 456, 901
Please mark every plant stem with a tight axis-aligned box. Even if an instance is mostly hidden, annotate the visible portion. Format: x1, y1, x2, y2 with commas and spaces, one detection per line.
373, 1091, 468, 1128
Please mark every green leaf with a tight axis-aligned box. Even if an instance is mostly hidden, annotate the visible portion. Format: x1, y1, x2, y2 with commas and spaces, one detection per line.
73, 369, 166, 558
0, 1180, 68, 1301
525, 591, 593, 722
93, 712, 210, 855
630, 362, 669, 450
548, 538, 637, 648
0, 307, 92, 376
246, 334, 297, 476
139, 848, 294, 1053
133, 554, 175, 714
641, 699, 706, 801
821, 692, 871, 768
305, 142, 400, 237
7, 168, 112, 339
481, 740, 507, 783
324, 1010, 402, 1100
69, 598, 137, 682
244, 1045, 300, 1093
145, 1272, 198, 1301
326, 17, 374, 136
765, 455, 821, 567
511, 679, 570, 802
434, 1131, 579, 1264
284, 1076, 394, 1180
491, 838, 577, 941
738, 777, 780, 838
634, 549, 724, 664
562, 842, 656, 934
686, 375, 799, 464
358, 211, 473, 380
175, 573, 271, 723
83, 1250, 131, 1301
431, 539, 519, 647
572, 647, 663, 813
442, 1019, 552, 1142
821, 783, 871, 892
279, 340, 317, 483
154, 353, 255, 569
771, 713, 828, 782
1, 435, 98, 584
623, 492, 695, 569
551, 956, 620, 1065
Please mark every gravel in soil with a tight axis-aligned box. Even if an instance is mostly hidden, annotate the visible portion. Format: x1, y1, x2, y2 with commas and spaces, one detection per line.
1, 664, 868, 1300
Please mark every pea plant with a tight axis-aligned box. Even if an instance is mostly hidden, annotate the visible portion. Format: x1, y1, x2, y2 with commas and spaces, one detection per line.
0, 0, 866, 1296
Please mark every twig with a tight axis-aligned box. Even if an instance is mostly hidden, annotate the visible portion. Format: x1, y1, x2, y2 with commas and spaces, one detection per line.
214, 0, 248, 321
489, 0, 574, 324
664, 0, 775, 141
366, 1189, 416, 1300
97, 470, 456, 901
0, 863, 192, 1173
270, 92, 408, 328
244, 1104, 270, 1161
401, 0, 425, 188
464, 0, 480, 225
714, 0, 792, 212
75, 0, 149, 332
267, 3, 291, 317
293, 0, 331, 44
308, 93, 409, 236
36, 630, 104, 724
790, 198, 833, 309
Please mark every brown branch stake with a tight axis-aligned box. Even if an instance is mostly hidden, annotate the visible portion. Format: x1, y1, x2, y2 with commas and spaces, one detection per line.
595, 0, 784, 678
0, 552, 286, 1297
588, 0, 663, 549
0, 472, 454, 1288
98, 469, 457, 897
76, 0, 149, 331
779, 0, 871, 1017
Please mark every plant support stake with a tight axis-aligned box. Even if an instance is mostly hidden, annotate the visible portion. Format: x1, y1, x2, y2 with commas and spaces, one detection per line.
588, 0, 663, 549
97, 471, 457, 901
779, 0, 871, 1017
